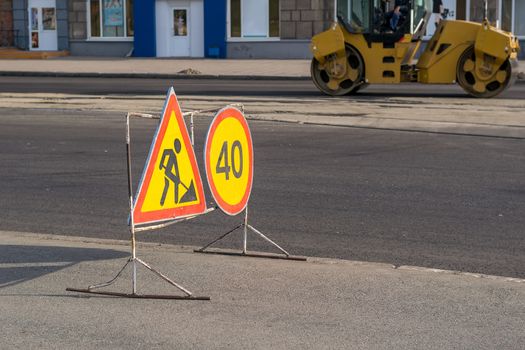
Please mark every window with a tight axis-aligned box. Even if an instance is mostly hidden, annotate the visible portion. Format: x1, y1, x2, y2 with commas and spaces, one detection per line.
412, 0, 427, 33
501, 0, 512, 31
469, 0, 498, 24
337, 0, 372, 33
456, 0, 467, 20
515, 0, 525, 36
88, 0, 133, 39
229, 0, 279, 39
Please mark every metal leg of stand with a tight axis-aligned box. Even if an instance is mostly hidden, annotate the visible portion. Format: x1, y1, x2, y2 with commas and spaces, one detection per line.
131, 225, 137, 294
132, 259, 137, 294
246, 224, 290, 257
127, 111, 138, 296
135, 258, 192, 297
66, 263, 209, 299
66, 256, 209, 299
194, 205, 305, 261
189, 112, 194, 146
83, 258, 132, 291
243, 208, 248, 254
194, 223, 243, 252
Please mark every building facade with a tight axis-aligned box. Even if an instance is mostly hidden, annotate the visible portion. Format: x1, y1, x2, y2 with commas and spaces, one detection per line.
132, 0, 334, 58
0, 0, 523, 59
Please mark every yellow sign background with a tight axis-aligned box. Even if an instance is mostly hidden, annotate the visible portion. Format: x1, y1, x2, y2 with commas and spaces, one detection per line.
208, 116, 251, 207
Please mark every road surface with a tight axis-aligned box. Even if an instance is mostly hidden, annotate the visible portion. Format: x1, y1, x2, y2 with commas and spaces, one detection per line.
1, 107, 524, 278
0, 75, 523, 99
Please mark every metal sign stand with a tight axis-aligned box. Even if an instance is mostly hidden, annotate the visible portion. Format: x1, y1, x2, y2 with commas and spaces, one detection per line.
194, 206, 306, 261
66, 112, 210, 300
192, 103, 304, 261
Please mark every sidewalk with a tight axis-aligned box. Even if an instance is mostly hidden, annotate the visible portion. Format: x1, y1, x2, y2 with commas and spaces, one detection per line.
0, 56, 523, 80
0, 230, 523, 349
0, 57, 311, 80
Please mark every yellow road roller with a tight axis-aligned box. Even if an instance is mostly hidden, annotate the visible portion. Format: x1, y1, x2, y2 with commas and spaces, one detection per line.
310, 0, 520, 98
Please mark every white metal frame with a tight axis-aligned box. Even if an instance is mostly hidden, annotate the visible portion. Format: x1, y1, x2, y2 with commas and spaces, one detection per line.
66, 111, 210, 299
226, 0, 280, 41
66, 109, 219, 300
86, 0, 133, 41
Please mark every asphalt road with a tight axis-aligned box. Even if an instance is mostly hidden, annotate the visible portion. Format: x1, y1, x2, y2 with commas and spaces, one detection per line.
0, 76, 523, 99
1, 107, 524, 278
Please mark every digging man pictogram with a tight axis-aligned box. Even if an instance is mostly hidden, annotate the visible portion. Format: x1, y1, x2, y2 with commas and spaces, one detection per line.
159, 138, 197, 206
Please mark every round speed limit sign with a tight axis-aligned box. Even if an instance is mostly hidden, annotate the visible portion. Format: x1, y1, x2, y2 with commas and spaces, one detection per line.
204, 107, 253, 216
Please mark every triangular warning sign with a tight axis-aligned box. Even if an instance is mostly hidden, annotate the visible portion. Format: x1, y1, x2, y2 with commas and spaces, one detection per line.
132, 87, 206, 225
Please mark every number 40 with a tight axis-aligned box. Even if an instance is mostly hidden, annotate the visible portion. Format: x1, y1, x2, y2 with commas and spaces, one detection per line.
216, 141, 243, 180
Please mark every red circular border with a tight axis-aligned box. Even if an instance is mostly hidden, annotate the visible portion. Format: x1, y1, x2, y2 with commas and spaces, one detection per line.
204, 107, 254, 216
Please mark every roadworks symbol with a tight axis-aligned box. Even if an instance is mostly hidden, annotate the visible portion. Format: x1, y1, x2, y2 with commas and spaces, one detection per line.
159, 138, 197, 206
133, 87, 206, 225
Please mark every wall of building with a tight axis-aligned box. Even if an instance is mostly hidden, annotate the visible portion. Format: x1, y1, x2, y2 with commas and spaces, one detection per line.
133, 0, 156, 57
69, 40, 132, 56
280, 0, 333, 40
13, 0, 28, 49
227, 39, 311, 58
68, 0, 86, 40
68, 40, 133, 55
0, 0, 14, 46
56, 0, 68, 50
204, 0, 226, 58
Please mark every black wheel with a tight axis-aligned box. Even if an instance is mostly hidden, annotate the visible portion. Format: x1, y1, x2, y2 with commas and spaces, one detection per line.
456, 46, 514, 98
311, 45, 365, 96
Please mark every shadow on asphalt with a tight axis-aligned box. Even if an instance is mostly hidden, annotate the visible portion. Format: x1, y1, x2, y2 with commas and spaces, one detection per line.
0, 245, 128, 289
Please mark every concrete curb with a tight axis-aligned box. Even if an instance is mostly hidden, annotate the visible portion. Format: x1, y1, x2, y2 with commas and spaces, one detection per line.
0, 70, 311, 81
3, 230, 524, 284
